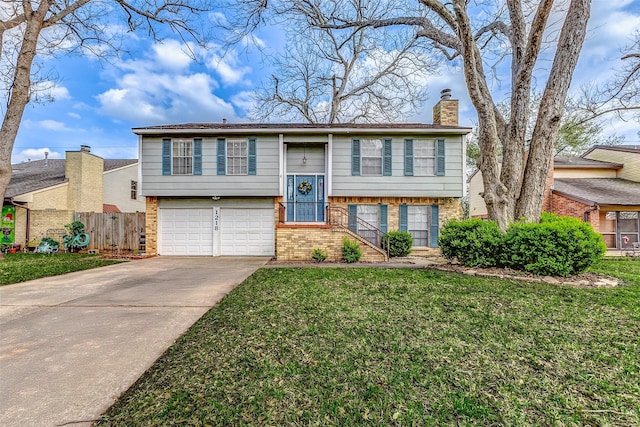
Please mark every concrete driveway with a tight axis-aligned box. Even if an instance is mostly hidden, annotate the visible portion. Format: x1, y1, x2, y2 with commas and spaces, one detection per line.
0, 256, 268, 427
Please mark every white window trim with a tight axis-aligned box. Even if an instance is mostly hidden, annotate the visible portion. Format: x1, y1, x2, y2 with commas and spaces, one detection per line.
413, 139, 436, 177
227, 139, 248, 176
361, 139, 383, 176
172, 139, 193, 175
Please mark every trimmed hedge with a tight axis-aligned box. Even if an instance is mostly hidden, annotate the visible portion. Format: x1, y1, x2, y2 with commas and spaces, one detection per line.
382, 231, 413, 257
502, 213, 607, 276
439, 219, 503, 267
439, 214, 606, 276
342, 238, 362, 263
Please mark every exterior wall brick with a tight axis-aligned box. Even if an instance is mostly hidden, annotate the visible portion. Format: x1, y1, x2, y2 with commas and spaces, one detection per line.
145, 196, 158, 254
65, 150, 104, 213
433, 99, 459, 127
28, 210, 75, 245
275, 226, 387, 262
550, 192, 598, 230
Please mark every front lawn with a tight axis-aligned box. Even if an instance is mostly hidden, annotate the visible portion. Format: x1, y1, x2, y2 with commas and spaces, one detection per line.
0, 253, 124, 285
98, 259, 640, 426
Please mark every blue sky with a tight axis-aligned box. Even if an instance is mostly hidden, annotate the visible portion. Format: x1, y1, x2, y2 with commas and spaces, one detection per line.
8, 0, 640, 163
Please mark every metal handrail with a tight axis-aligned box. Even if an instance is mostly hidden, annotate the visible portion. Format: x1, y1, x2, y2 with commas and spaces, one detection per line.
327, 205, 387, 251
279, 202, 327, 223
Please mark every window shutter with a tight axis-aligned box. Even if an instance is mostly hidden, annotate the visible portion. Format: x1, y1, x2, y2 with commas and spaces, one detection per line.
383, 138, 392, 176
193, 139, 202, 175
436, 139, 446, 176
399, 204, 408, 232
379, 204, 388, 233
351, 139, 361, 176
348, 204, 358, 233
162, 138, 171, 175
404, 139, 413, 176
248, 138, 257, 175
430, 204, 440, 247
216, 138, 226, 175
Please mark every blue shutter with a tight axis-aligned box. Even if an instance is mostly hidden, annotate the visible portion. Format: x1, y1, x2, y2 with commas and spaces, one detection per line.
217, 138, 226, 175
348, 204, 358, 233
430, 204, 440, 247
351, 139, 361, 176
248, 138, 257, 175
404, 139, 413, 176
193, 139, 202, 175
383, 138, 392, 176
162, 139, 171, 175
379, 204, 388, 233
399, 204, 408, 232
436, 139, 445, 176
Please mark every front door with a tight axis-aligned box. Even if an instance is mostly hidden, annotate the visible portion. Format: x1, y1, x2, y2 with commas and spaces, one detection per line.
295, 175, 316, 221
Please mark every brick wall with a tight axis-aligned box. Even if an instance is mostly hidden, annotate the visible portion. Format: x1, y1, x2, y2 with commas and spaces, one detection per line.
276, 225, 387, 262
432, 99, 459, 127
65, 150, 104, 213
29, 210, 75, 245
550, 192, 598, 230
145, 197, 158, 254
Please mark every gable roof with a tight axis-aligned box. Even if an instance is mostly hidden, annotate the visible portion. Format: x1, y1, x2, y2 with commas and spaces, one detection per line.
553, 157, 622, 169
582, 145, 640, 157
133, 122, 472, 135
7, 158, 137, 198
553, 178, 640, 206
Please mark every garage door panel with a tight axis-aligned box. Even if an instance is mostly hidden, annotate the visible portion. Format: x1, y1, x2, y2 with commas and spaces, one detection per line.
220, 208, 274, 256
159, 208, 213, 256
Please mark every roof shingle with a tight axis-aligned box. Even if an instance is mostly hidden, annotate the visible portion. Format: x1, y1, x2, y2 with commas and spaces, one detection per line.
553, 178, 640, 206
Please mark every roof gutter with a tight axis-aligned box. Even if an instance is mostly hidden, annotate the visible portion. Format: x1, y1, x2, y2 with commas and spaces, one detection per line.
132, 127, 473, 136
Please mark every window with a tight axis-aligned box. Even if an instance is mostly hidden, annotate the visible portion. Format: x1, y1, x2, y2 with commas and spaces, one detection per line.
162, 138, 202, 176
362, 139, 383, 175
227, 139, 247, 175
400, 204, 440, 247
348, 204, 388, 245
405, 138, 445, 176
217, 138, 257, 175
408, 205, 429, 246
172, 139, 193, 175
413, 140, 435, 176
130, 180, 137, 200
351, 139, 392, 176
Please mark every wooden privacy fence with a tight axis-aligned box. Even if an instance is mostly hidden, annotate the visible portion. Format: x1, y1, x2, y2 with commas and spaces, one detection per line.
75, 212, 145, 252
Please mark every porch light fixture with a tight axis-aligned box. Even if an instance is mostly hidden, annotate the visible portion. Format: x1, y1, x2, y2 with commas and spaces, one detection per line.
303, 144, 307, 164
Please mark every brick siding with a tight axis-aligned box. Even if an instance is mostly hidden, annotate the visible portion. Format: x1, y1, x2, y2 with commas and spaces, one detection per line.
145, 197, 158, 254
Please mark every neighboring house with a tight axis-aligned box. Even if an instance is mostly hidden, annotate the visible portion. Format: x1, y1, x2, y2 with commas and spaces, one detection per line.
468, 145, 640, 251
3, 146, 144, 248
135, 91, 471, 261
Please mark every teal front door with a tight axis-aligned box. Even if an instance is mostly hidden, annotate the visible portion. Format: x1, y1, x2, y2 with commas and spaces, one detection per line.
295, 176, 316, 221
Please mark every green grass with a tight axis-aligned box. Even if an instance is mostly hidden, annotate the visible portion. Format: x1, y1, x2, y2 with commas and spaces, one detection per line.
0, 253, 124, 285
98, 258, 640, 426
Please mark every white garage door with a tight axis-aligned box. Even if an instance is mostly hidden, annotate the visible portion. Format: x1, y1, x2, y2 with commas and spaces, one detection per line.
220, 208, 274, 256
159, 208, 213, 255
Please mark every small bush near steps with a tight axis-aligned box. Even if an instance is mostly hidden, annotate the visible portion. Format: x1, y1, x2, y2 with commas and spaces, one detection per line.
342, 238, 362, 263
382, 231, 413, 257
311, 248, 328, 262
439, 214, 606, 276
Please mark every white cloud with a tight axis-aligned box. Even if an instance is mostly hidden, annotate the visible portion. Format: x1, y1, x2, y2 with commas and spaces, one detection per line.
37, 119, 73, 132
12, 148, 62, 164
97, 41, 240, 124
31, 81, 71, 102
207, 50, 252, 86
68, 112, 81, 119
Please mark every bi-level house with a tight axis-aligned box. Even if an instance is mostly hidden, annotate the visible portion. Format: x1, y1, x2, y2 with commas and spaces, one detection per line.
134, 91, 471, 261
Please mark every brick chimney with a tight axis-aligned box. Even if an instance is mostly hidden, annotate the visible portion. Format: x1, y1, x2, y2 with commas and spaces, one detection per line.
65, 146, 104, 212
433, 88, 459, 127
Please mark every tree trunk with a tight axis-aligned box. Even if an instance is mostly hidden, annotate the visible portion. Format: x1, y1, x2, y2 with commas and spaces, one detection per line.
0, 2, 48, 203
516, 0, 591, 220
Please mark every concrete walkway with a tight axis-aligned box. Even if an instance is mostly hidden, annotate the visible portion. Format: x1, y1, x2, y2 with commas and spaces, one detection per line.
0, 256, 268, 427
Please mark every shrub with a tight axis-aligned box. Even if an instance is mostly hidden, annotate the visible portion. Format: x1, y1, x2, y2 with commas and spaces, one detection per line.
311, 248, 328, 262
438, 219, 503, 267
502, 213, 606, 276
342, 238, 362, 263
382, 231, 413, 257
40, 237, 59, 249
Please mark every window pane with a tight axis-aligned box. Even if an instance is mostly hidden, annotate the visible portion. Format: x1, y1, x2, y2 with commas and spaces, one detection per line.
408, 205, 428, 246
362, 139, 382, 156
601, 234, 616, 249
414, 140, 435, 156
414, 158, 435, 175
227, 140, 248, 175
619, 212, 639, 232
599, 212, 616, 233
362, 158, 382, 175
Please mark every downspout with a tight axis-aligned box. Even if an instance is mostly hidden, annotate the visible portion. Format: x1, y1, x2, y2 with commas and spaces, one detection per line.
9, 199, 31, 245
583, 204, 598, 223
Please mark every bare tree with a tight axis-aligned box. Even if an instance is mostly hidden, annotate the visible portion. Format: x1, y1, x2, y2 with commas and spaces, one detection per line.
226, 0, 593, 229
575, 31, 640, 125
249, 0, 436, 124
0, 0, 215, 226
